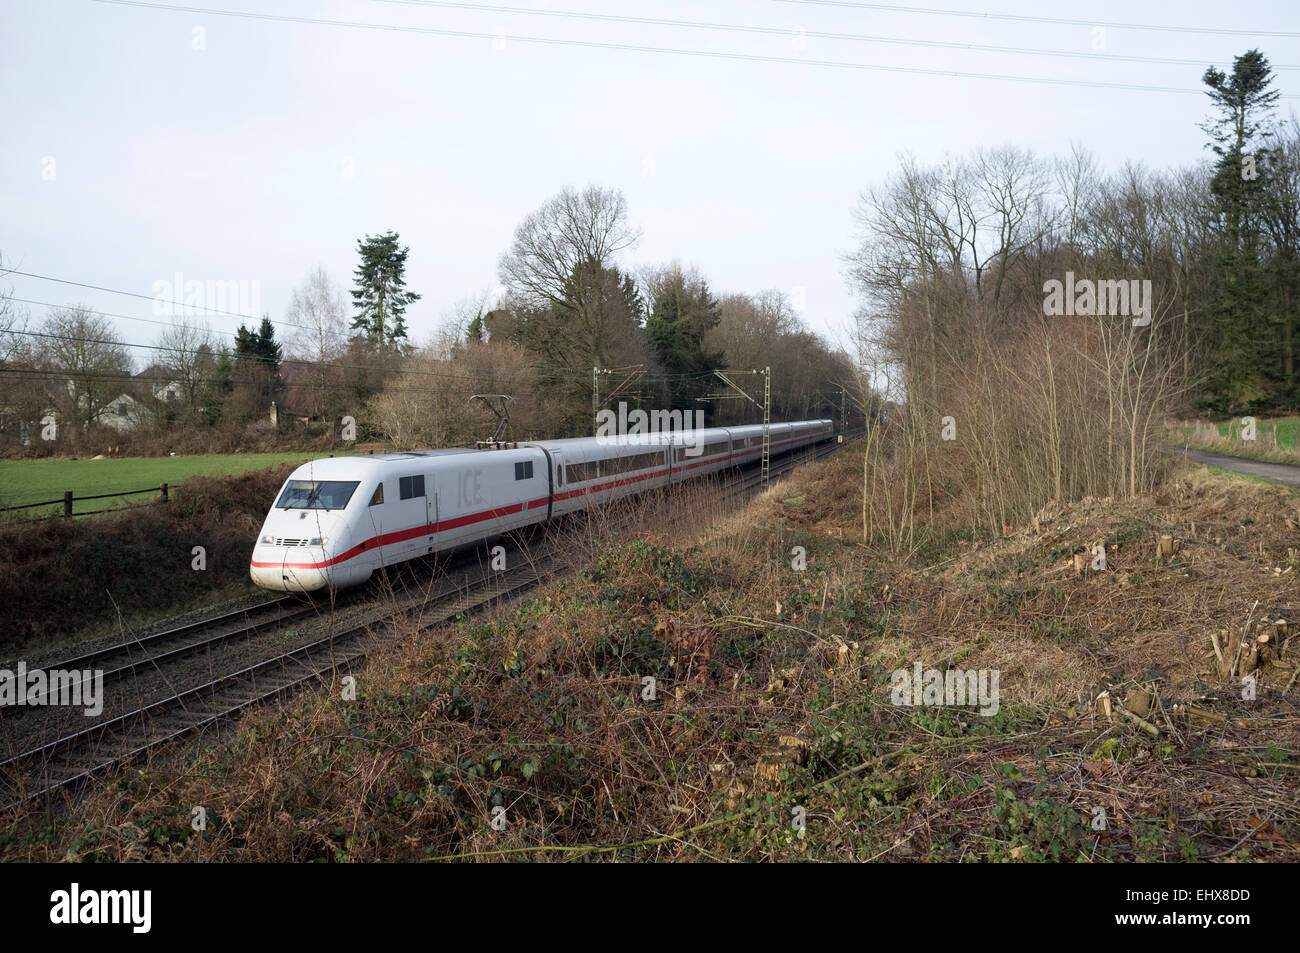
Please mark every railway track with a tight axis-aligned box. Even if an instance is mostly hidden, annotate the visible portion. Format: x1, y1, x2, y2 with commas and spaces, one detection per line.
0, 435, 851, 810
12, 596, 310, 708
0, 563, 547, 808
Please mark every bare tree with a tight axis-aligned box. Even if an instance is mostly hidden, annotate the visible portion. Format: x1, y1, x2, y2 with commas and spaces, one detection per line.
0, 254, 29, 366
287, 266, 347, 363
40, 306, 133, 429
436, 290, 493, 354
1054, 143, 1101, 271
846, 146, 1193, 538
286, 266, 348, 424
155, 318, 215, 423
0, 257, 37, 451
975, 146, 1055, 306
501, 186, 641, 306
499, 185, 643, 368
707, 290, 802, 373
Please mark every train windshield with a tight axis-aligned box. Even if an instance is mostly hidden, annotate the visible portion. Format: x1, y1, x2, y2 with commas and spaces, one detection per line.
275, 480, 360, 510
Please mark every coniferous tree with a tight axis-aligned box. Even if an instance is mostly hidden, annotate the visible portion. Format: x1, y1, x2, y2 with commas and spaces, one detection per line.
645, 266, 723, 407
233, 318, 284, 415
1200, 50, 1281, 411
1260, 120, 1300, 404
255, 316, 282, 369
203, 346, 234, 426
351, 231, 421, 352
466, 312, 485, 343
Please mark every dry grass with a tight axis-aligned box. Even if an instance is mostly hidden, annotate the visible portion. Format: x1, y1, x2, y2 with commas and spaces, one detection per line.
1171, 418, 1300, 466
3, 451, 1299, 862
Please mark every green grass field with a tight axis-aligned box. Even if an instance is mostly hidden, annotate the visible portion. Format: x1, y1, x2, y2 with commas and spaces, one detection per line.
1210, 415, 1300, 451
1173, 415, 1300, 465
0, 452, 339, 518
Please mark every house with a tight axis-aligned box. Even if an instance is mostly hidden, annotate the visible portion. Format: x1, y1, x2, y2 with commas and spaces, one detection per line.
135, 365, 185, 403
95, 392, 143, 432
57, 377, 145, 432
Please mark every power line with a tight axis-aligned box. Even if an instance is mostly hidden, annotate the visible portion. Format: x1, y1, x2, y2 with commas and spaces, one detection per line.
4, 284, 494, 369
4, 268, 427, 345
3, 295, 371, 371
375, 0, 1300, 71
774, 0, 1300, 39
0, 364, 510, 396
2, 274, 735, 381
91, 0, 1298, 98
2, 269, 286, 325
3, 323, 523, 384
0, 361, 794, 405
1, 304, 733, 387
3, 309, 591, 385
0, 360, 755, 403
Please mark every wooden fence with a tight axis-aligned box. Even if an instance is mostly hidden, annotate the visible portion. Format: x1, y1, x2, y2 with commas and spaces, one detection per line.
0, 484, 170, 518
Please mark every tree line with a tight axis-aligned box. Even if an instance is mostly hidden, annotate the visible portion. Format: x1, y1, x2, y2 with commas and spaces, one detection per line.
0, 204, 852, 454
845, 49, 1299, 544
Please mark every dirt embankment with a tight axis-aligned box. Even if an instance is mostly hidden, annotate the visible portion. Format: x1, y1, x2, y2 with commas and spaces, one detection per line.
4, 451, 1299, 861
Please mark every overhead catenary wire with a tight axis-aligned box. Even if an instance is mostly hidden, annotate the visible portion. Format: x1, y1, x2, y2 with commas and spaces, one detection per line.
3, 268, 449, 345
2, 269, 298, 327
374, 0, 1300, 71
0, 362, 724, 395
0, 363, 825, 412
774, 0, 1300, 39
0, 314, 747, 390
0, 368, 846, 422
0, 311, 826, 412
89, 0, 1300, 99
1, 293, 738, 383
2, 270, 759, 382
0, 365, 547, 396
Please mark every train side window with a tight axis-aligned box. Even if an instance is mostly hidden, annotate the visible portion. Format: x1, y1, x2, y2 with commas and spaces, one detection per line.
514, 460, 533, 480
369, 483, 384, 506
399, 475, 425, 500
556, 464, 563, 487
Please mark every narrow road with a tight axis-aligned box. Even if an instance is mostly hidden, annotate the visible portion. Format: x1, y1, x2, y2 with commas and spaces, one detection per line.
1161, 445, 1300, 489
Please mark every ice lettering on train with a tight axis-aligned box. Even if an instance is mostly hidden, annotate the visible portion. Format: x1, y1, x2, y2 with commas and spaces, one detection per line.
459, 469, 484, 507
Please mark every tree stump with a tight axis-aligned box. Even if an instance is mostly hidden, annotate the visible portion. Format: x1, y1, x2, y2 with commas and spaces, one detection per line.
1155, 535, 1182, 561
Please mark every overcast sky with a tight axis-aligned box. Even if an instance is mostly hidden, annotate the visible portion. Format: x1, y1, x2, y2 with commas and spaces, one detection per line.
2, 0, 1298, 366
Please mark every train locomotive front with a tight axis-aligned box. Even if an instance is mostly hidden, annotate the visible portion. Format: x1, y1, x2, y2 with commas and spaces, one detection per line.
249, 457, 380, 592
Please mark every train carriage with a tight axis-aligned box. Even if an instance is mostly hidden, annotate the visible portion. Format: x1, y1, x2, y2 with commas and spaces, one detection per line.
250, 419, 833, 592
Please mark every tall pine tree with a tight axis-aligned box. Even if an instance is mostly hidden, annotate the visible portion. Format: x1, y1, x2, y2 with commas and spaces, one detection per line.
351, 231, 421, 352
1200, 50, 1280, 411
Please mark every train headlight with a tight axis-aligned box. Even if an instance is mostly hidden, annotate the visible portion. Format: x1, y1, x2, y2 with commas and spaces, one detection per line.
261, 534, 274, 545
309, 537, 328, 547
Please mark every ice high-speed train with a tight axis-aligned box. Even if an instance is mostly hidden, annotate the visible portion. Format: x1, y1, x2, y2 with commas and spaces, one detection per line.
250, 419, 834, 592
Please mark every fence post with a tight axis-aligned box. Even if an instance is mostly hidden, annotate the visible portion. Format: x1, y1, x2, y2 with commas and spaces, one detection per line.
63, 491, 73, 517
161, 483, 169, 502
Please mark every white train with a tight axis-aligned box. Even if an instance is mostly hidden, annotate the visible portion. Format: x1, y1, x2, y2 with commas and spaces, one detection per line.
250, 419, 833, 592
